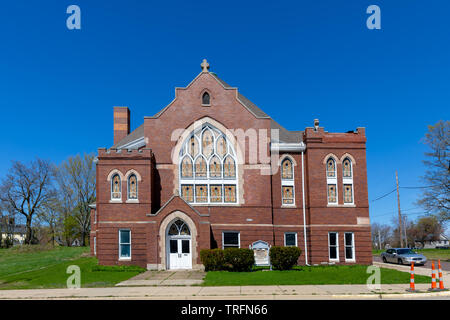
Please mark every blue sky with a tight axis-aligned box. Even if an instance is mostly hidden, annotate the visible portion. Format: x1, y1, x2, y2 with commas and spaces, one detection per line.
0, 1, 448, 229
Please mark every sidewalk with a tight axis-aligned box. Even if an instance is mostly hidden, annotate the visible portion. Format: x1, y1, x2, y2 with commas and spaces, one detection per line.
0, 283, 448, 300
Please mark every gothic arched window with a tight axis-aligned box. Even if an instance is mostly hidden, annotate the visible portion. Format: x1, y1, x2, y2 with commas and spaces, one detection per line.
179, 124, 238, 204
326, 158, 336, 178
202, 92, 210, 105
281, 157, 294, 206
281, 158, 293, 180
128, 174, 138, 200
342, 157, 354, 204
111, 174, 121, 200
326, 157, 337, 204
343, 158, 352, 178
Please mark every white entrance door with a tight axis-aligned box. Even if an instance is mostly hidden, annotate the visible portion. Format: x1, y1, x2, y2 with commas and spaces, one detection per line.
167, 219, 192, 270
169, 238, 192, 269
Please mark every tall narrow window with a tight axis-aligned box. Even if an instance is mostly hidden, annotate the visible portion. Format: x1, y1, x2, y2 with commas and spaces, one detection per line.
202, 92, 210, 105
179, 124, 238, 204
119, 229, 131, 260
128, 174, 138, 200
345, 232, 355, 261
281, 158, 295, 206
326, 157, 337, 205
329, 232, 339, 262
111, 174, 121, 200
342, 157, 354, 204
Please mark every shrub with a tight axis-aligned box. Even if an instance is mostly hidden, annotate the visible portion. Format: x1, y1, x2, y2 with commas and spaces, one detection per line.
223, 248, 255, 272
200, 249, 225, 271
269, 246, 302, 270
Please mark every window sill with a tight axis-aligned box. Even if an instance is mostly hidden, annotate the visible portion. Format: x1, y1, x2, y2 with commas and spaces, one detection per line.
126, 199, 139, 204
281, 204, 296, 208
119, 257, 131, 261
109, 200, 123, 204
345, 259, 356, 263
329, 259, 340, 263
327, 204, 356, 208
201, 104, 211, 107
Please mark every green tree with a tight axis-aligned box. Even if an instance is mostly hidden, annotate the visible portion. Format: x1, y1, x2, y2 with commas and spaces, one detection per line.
410, 216, 443, 248
417, 120, 450, 223
55, 153, 96, 246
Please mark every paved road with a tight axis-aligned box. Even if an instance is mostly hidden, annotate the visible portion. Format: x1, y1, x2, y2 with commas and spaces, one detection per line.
373, 256, 450, 271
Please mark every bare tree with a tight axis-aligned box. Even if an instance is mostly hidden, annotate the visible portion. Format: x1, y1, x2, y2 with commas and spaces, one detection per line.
417, 120, 450, 223
371, 222, 392, 249
38, 198, 62, 246
56, 153, 96, 246
0, 159, 56, 244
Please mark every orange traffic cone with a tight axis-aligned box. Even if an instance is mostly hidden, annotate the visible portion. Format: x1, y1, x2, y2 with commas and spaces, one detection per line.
438, 259, 446, 290
407, 262, 415, 292
428, 260, 437, 291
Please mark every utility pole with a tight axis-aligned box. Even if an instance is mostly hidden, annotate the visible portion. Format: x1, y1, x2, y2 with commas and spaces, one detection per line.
396, 171, 404, 247
403, 215, 408, 248
378, 230, 382, 249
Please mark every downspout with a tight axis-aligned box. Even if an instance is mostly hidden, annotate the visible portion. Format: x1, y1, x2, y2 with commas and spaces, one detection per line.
301, 144, 309, 265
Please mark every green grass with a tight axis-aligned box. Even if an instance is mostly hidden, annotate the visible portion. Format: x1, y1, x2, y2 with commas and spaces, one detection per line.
0, 245, 89, 278
0, 246, 145, 290
202, 265, 431, 286
372, 248, 450, 261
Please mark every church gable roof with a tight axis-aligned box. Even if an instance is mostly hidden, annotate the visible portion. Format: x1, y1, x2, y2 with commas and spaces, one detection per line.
112, 60, 304, 148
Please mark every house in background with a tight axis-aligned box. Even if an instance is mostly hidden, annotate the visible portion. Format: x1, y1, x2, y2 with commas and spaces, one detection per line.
0, 224, 26, 246
90, 60, 372, 270
415, 233, 450, 249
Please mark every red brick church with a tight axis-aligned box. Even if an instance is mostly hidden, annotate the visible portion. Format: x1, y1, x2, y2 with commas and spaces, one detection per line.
90, 60, 372, 269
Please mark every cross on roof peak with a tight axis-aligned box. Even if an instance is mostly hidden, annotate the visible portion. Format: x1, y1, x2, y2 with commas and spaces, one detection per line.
201, 59, 210, 72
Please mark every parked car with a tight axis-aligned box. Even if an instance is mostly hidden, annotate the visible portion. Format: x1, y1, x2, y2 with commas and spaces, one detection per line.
380, 248, 427, 265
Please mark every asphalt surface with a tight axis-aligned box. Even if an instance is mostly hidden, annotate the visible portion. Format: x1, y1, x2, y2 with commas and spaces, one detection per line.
373, 256, 450, 271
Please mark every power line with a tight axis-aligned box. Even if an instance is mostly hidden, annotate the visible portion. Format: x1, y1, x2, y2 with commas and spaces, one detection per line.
371, 188, 396, 202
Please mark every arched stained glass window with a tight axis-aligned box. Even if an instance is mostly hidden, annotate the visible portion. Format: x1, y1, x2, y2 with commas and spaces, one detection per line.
202, 129, 214, 158
326, 158, 336, 177
216, 136, 227, 158
209, 156, 221, 178
128, 174, 138, 200
179, 124, 238, 204
111, 174, 121, 200
195, 156, 207, 178
281, 159, 293, 180
168, 219, 191, 236
343, 158, 352, 178
181, 156, 193, 178
224, 156, 236, 178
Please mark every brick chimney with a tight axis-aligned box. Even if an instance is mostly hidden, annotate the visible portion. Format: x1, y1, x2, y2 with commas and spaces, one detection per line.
113, 107, 130, 145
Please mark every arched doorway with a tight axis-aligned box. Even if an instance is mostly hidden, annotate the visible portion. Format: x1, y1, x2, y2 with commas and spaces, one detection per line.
166, 219, 192, 269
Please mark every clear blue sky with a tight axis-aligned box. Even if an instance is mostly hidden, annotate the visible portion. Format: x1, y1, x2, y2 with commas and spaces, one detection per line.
0, 1, 448, 228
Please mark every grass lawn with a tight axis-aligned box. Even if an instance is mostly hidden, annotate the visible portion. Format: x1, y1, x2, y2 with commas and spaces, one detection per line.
202, 265, 431, 286
372, 248, 450, 262
0, 246, 145, 290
